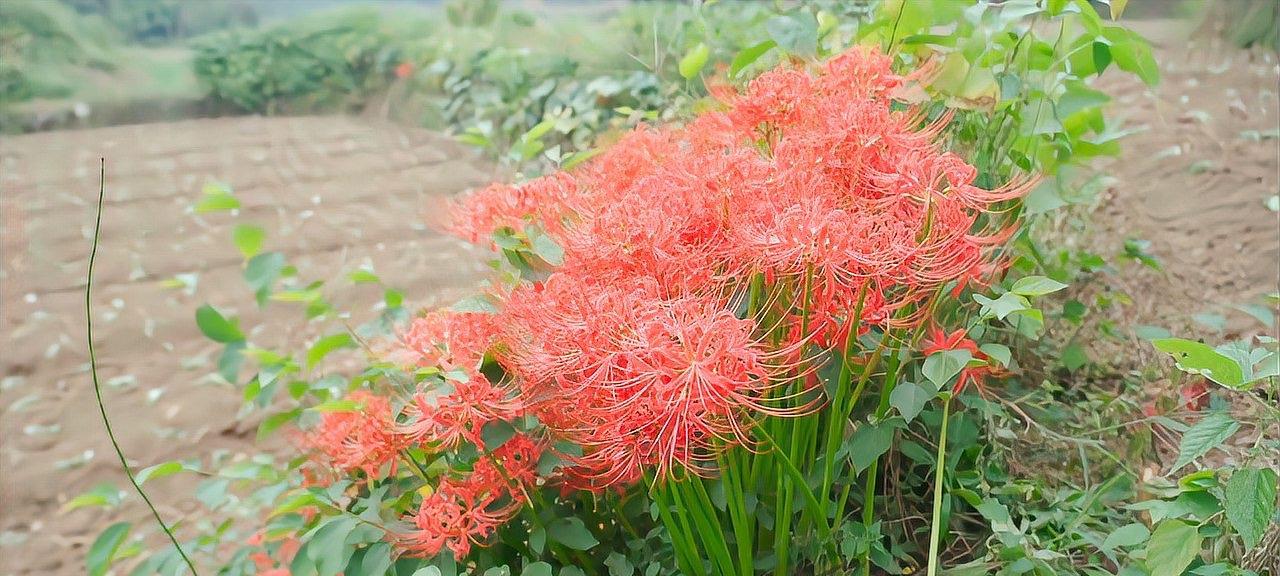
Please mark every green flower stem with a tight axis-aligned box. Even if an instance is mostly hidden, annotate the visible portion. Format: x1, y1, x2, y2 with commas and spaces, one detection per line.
926, 396, 953, 576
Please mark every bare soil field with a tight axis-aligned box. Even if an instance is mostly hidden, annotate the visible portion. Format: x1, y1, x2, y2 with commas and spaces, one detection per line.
1089, 23, 1280, 339
1, 116, 494, 574
0, 24, 1276, 576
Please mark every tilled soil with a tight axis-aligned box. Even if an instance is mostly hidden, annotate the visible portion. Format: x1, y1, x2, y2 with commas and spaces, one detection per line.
1, 116, 495, 574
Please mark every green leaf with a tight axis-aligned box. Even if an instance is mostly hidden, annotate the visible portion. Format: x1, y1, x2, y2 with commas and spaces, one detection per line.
307, 333, 356, 370
980, 343, 1012, 368
1011, 276, 1068, 297
766, 12, 818, 56
196, 305, 244, 343
730, 40, 776, 77
309, 399, 362, 413
605, 553, 634, 576
846, 419, 899, 474
451, 295, 499, 314
974, 292, 1030, 321
86, 522, 131, 576
245, 251, 286, 306
530, 232, 564, 267
135, 461, 188, 485
347, 269, 380, 284
412, 568, 443, 576
1144, 520, 1201, 576
258, 407, 302, 440
218, 341, 245, 384
1224, 467, 1278, 550
521, 119, 556, 145
546, 517, 598, 550
232, 224, 266, 259
1171, 412, 1240, 472
1061, 342, 1089, 372
1152, 338, 1246, 388
923, 349, 972, 388
1106, 29, 1159, 86
480, 419, 517, 451
529, 525, 546, 554
1109, 0, 1128, 19
888, 381, 934, 423
359, 542, 392, 576
1102, 522, 1150, 550
309, 516, 357, 576
678, 42, 710, 80
194, 183, 240, 213
62, 484, 124, 512
522, 563, 552, 576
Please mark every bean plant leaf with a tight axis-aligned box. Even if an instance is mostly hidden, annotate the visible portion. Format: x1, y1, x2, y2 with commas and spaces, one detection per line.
194, 183, 240, 213
974, 292, 1029, 320
678, 43, 710, 80
135, 460, 190, 484
605, 552, 635, 576
63, 484, 124, 512
521, 562, 552, 576
1144, 520, 1201, 576
923, 349, 972, 388
1171, 412, 1240, 473
233, 224, 266, 259
307, 333, 356, 369
546, 517, 598, 550
86, 521, 131, 576
245, 251, 286, 306
731, 40, 776, 77
846, 419, 900, 474
888, 381, 934, 423
1102, 522, 1150, 551
196, 305, 244, 343
1152, 338, 1246, 388
359, 542, 392, 576
1011, 276, 1068, 296
1224, 467, 1279, 550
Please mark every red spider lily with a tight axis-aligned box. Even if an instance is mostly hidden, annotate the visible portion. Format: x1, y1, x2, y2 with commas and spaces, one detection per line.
398, 309, 500, 370
400, 371, 522, 450
352, 45, 1032, 559
302, 390, 404, 480
922, 326, 991, 394
398, 475, 522, 559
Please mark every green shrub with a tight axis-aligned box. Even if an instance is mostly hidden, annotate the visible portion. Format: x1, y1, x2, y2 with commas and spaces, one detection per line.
0, 0, 121, 103
191, 7, 431, 115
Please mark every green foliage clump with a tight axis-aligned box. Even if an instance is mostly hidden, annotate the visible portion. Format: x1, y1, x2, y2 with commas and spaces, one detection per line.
0, 0, 121, 103
191, 7, 432, 115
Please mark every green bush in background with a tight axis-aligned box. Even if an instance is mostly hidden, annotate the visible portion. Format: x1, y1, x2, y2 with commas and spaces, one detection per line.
0, 0, 121, 103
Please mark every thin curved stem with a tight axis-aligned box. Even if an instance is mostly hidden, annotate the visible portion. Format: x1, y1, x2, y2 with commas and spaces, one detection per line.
88, 159, 199, 574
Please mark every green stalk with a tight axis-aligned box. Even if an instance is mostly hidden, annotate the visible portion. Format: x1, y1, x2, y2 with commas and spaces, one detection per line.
755, 425, 840, 562
685, 477, 737, 576
652, 480, 702, 576
721, 452, 754, 576
926, 397, 953, 576
859, 340, 903, 576
819, 288, 868, 509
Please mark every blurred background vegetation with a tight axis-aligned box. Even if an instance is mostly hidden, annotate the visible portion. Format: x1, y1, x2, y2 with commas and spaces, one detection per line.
0, 0, 1274, 142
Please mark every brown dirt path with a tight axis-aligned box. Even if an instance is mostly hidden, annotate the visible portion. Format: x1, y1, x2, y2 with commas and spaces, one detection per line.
1090, 22, 1280, 337
0, 116, 494, 574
